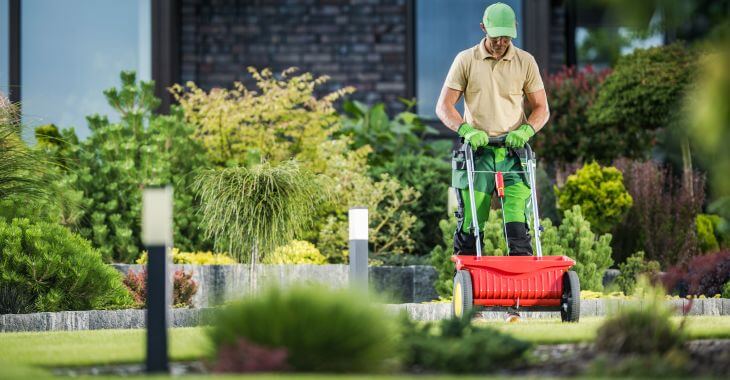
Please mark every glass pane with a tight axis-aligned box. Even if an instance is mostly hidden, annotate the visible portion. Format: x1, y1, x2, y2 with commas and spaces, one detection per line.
21, 0, 150, 140
416, 0, 522, 119
0, 0, 9, 98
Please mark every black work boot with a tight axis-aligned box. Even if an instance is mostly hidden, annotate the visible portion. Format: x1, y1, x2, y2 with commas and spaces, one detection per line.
453, 229, 485, 256
506, 222, 533, 256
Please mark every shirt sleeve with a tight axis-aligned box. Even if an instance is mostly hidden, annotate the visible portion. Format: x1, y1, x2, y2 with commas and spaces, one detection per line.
523, 55, 544, 94
444, 53, 467, 92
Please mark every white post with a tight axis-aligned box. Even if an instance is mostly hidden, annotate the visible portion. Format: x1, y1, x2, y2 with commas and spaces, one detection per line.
142, 186, 173, 374
348, 207, 368, 292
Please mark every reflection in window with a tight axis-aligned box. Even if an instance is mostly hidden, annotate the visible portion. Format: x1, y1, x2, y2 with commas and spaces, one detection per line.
21, 0, 150, 140
416, 0, 522, 118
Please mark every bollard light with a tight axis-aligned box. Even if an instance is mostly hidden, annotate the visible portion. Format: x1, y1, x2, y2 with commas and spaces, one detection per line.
142, 186, 173, 374
348, 207, 368, 292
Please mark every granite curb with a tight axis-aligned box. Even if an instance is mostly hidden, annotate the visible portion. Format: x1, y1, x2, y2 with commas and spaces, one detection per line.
3, 299, 729, 332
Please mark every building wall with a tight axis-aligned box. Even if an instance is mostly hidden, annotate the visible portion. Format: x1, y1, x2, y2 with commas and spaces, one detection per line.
180, 0, 410, 112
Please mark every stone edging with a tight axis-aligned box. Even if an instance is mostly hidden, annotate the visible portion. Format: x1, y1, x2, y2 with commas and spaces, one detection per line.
2, 299, 729, 332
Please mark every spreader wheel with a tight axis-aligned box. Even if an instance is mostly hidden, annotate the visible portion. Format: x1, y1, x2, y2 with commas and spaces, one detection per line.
452, 270, 473, 319
561, 270, 580, 322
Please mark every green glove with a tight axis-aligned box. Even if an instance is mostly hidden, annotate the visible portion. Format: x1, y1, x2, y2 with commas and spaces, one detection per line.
505, 124, 535, 148
458, 123, 489, 149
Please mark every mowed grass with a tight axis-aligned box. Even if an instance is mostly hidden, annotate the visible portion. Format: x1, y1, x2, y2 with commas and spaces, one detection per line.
0, 327, 211, 367
0, 316, 728, 377
476, 316, 730, 344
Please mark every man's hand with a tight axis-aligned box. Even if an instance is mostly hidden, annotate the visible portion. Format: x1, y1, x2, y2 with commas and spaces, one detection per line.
458, 123, 489, 148
505, 124, 535, 148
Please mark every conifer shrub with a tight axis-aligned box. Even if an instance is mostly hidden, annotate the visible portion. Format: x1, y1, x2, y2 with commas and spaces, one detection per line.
0, 218, 134, 313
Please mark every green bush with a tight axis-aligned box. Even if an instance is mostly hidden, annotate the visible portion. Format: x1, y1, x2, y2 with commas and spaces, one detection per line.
209, 286, 398, 373
339, 99, 444, 168
592, 278, 688, 376
263, 240, 327, 264
370, 154, 450, 254
615, 251, 661, 295
541, 205, 614, 291
399, 312, 532, 373
429, 218, 457, 298
60, 71, 211, 262
722, 281, 730, 298
587, 43, 693, 160
555, 162, 633, 235
697, 214, 720, 253
0, 218, 134, 313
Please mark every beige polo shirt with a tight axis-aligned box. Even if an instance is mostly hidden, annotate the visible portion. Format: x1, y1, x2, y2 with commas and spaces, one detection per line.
444, 38, 544, 136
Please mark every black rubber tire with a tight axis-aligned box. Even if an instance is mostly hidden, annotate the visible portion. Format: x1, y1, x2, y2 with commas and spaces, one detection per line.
452, 270, 473, 319
561, 270, 580, 322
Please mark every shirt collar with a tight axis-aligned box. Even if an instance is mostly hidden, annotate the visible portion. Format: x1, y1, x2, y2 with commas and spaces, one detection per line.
478, 37, 516, 61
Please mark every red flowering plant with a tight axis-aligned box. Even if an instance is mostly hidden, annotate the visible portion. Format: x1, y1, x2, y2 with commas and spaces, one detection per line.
123, 269, 198, 308
531, 65, 611, 170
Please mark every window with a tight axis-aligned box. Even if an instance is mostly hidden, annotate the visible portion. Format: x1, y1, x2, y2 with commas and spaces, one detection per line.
0, 0, 9, 98
416, 0, 523, 118
21, 0, 150, 139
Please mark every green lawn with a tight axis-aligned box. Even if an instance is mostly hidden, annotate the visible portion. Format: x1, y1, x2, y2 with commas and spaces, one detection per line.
477, 316, 730, 344
1, 316, 729, 379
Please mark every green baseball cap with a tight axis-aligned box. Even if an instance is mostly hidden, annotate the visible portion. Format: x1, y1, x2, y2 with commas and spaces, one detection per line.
483, 2, 517, 38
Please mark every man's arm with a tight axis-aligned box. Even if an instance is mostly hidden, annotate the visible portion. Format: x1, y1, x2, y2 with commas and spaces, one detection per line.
436, 85, 465, 132
525, 89, 550, 132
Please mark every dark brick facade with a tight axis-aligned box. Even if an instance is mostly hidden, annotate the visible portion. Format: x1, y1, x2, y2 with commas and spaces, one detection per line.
180, 0, 411, 112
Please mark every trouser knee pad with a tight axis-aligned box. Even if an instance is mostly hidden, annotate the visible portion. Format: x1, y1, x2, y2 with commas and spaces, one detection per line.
506, 222, 533, 256
453, 229, 484, 256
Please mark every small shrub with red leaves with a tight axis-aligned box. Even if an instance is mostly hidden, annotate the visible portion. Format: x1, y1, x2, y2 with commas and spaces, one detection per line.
123, 269, 198, 308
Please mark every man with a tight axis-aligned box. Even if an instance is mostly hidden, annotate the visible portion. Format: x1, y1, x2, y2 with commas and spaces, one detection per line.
435, 2, 549, 256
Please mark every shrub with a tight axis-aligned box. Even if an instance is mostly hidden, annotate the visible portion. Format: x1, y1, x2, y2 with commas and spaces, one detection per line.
696, 214, 720, 253
662, 250, 730, 297
0, 115, 51, 205
612, 159, 704, 266
722, 281, 730, 298
587, 43, 694, 160
264, 240, 327, 264
0, 218, 134, 313
171, 67, 354, 168
592, 278, 688, 376
399, 312, 532, 373
430, 218, 457, 298
173, 68, 419, 264
614, 251, 661, 295
136, 248, 237, 265
58, 71, 211, 262
541, 205, 613, 291
122, 268, 198, 308
338, 99, 443, 168
212, 338, 289, 373
370, 154, 450, 254
531, 66, 612, 166
555, 162, 633, 235
193, 161, 327, 265
209, 286, 398, 373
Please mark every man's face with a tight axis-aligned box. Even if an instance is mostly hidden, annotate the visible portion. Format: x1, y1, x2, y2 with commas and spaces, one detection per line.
487, 35, 512, 56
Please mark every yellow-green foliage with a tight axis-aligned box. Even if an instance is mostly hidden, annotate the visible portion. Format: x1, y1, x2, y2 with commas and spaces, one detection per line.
310, 139, 420, 261
136, 248, 237, 265
173, 68, 419, 262
555, 162, 633, 234
264, 240, 327, 264
171, 67, 355, 168
696, 214, 722, 253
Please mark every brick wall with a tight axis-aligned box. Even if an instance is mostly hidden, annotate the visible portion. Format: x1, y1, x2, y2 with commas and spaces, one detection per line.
180, 0, 410, 112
